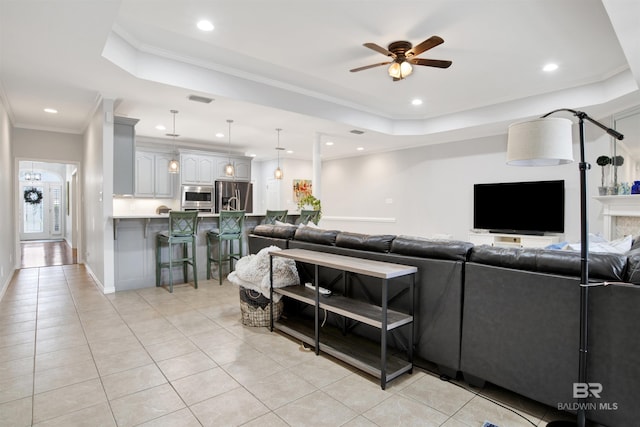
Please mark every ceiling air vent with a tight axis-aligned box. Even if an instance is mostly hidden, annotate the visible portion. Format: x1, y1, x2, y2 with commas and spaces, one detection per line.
188, 95, 214, 104
350, 129, 365, 135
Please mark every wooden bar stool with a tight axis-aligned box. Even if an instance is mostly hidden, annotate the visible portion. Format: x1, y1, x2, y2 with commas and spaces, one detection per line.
156, 211, 198, 293
207, 210, 245, 284
264, 209, 288, 224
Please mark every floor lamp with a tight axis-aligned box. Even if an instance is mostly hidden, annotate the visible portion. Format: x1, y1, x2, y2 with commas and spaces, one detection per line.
507, 109, 623, 427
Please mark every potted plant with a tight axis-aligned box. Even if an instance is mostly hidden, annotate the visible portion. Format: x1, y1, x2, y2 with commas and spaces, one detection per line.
596, 155, 611, 195
297, 194, 322, 219
611, 155, 624, 194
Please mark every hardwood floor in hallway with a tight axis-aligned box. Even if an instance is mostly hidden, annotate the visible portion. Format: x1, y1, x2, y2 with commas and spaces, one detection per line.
20, 240, 76, 269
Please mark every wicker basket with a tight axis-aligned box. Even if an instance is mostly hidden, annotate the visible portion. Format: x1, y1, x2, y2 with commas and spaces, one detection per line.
239, 286, 283, 327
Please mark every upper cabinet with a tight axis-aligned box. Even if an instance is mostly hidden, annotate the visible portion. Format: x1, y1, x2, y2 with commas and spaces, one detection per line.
181, 153, 215, 184
182, 152, 252, 183
214, 156, 252, 181
113, 117, 139, 195
135, 150, 175, 198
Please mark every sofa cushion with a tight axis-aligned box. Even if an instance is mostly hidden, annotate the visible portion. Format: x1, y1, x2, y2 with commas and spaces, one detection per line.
470, 246, 627, 281
293, 227, 340, 246
251, 224, 297, 240
625, 248, 640, 284
335, 232, 396, 253
390, 235, 473, 261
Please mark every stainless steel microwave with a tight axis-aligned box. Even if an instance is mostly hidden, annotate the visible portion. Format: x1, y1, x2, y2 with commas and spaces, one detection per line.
181, 185, 214, 211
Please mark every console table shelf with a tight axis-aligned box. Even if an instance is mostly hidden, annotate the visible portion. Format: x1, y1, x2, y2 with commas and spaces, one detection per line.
269, 248, 416, 389
275, 315, 413, 382
276, 286, 413, 330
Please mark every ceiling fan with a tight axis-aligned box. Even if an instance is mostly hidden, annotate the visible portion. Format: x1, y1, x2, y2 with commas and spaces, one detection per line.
350, 35, 452, 81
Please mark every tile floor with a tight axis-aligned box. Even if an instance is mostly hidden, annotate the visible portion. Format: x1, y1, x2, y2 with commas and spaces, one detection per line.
0, 265, 567, 426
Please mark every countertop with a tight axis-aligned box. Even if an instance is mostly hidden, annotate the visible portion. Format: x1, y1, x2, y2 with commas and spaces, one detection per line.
111, 212, 286, 219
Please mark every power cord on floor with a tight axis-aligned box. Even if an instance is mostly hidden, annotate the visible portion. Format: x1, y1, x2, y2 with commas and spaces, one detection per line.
431, 369, 537, 427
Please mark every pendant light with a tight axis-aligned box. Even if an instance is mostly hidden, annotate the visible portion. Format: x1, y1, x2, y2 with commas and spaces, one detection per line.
24, 161, 41, 181
274, 128, 284, 180
167, 110, 180, 174
224, 119, 235, 177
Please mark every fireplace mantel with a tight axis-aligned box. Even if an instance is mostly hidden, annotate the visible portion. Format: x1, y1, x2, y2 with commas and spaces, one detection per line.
594, 195, 640, 240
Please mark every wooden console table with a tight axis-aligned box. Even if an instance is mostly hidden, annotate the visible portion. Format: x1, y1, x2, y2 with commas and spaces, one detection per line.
269, 248, 416, 389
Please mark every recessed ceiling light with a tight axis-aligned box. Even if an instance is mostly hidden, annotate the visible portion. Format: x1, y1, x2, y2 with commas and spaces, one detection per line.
325, 141, 334, 146
215, 132, 224, 138
543, 63, 559, 72
155, 125, 166, 131
411, 99, 423, 106
356, 147, 364, 151
44, 108, 57, 114
197, 20, 214, 31
287, 150, 294, 154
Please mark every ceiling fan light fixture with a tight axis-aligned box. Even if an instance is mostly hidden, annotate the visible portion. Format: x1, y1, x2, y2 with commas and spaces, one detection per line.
388, 62, 401, 78
388, 61, 413, 79
400, 61, 413, 77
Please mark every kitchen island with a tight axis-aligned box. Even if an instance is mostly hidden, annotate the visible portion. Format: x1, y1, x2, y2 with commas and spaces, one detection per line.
111, 212, 296, 292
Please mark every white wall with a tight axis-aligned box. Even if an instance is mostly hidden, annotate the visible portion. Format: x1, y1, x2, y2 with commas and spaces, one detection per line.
320, 125, 612, 242
13, 128, 83, 162
82, 99, 115, 292
254, 158, 315, 214
0, 97, 15, 297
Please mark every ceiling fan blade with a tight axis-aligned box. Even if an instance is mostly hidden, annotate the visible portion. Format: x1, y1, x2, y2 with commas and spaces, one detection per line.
410, 58, 452, 68
350, 62, 392, 72
363, 42, 395, 57
406, 36, 444, 57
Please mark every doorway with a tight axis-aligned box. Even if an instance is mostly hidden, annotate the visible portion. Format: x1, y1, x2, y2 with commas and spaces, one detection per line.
18, 160, 78, 268
20, 181, 63, 241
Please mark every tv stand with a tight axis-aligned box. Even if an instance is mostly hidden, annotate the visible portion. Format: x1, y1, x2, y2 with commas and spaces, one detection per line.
469, 231, 561, 248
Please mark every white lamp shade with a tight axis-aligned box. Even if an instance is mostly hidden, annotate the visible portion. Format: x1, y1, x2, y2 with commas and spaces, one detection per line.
507, 117, 574, 166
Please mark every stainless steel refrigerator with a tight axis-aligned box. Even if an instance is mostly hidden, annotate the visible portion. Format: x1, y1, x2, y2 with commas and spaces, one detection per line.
214, 180, 253, 213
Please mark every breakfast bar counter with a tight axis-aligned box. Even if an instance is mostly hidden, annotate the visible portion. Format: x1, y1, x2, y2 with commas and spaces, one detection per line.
111, 212, 296, 292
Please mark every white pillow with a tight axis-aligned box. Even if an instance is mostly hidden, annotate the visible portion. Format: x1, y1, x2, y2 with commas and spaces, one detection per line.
274, 220, 295, 227
565, 234, 632, 254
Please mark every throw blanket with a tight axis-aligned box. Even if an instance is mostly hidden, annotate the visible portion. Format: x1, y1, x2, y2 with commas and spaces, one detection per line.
227, 246, 299, 301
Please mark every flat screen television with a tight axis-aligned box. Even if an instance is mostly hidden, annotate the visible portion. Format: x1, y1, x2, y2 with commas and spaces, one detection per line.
473, 180, 565, 235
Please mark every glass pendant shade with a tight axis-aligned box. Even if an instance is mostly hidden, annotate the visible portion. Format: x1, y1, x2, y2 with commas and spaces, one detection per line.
225, 119, 235, 177
274, 128, 283, 180
507, 118, 574, 166
274, 166, 283, 180
167, 110, 180, 173
168, 159, 179, 174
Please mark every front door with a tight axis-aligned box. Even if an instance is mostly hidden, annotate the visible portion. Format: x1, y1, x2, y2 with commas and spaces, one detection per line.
20, 182, 63, 241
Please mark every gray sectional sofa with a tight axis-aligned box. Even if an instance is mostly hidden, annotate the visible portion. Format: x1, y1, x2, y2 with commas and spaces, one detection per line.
248, 224, 640, 427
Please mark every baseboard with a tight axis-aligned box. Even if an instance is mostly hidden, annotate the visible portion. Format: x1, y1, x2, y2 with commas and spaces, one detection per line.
0, 267, 16, 303
83, 263, 114, 294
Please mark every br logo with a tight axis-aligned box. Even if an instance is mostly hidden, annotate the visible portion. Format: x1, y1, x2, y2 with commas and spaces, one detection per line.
573, 383, 603, 399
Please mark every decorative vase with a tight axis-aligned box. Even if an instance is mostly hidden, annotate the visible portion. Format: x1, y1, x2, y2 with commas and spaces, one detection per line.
598, 187, 608, 196
632, 181, 640, 194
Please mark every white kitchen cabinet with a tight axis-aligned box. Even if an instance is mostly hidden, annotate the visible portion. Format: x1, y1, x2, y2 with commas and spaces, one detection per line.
113, 116, 139, 195
215, 156, 252, 181
181, 153, 215, 184
135, 151, 175, 198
